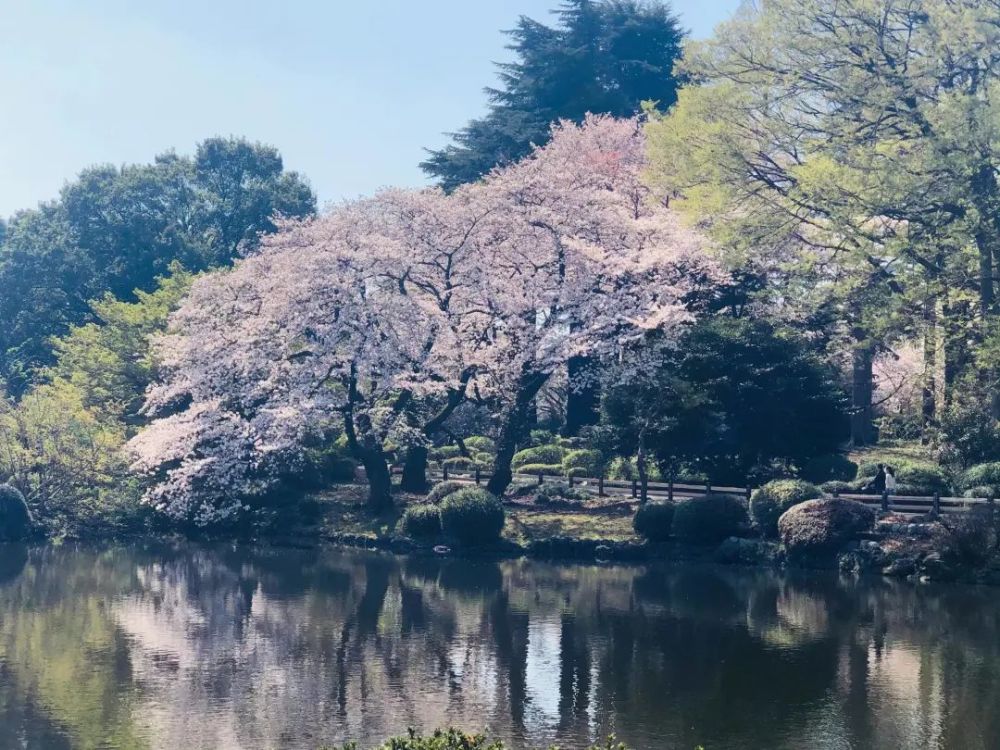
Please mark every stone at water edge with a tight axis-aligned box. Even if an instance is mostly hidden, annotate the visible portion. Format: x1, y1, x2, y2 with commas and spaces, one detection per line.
0, 484, 32, 541
433, 545, 451, 555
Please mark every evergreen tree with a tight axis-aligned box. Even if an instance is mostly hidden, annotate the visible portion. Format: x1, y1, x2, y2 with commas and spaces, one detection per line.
421, 0, 685, 190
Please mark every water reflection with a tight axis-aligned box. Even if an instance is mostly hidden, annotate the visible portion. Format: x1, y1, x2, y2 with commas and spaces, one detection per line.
0, 543, 997, 749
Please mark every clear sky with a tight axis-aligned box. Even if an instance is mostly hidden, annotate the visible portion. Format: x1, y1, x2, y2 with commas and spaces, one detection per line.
0, 0, 741, 218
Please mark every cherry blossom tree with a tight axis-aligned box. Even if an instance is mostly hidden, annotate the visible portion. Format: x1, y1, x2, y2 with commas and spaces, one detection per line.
129, 115, 715, 523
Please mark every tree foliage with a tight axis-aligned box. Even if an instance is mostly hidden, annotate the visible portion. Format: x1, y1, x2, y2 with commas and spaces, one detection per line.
0, 137, 315, 394
422, 0, 685, 189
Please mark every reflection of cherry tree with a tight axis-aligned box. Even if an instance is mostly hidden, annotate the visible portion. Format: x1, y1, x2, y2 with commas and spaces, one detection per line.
129, 116, 713, 521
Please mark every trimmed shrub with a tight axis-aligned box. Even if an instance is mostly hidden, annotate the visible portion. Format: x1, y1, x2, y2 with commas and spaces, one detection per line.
515, 463, 563, 476
963, 485, 997, 499
800, 454, 857, 483
778, 498, 875, 559
960, 462, 1000, 491
442, 456, 475, 472
427, 481, 465, 503
749, 479, 821, 538
820, 480, 856, 496
464, 436, 496, 454
432, 445, 462, 460
561, 449, 603, 477
606, 456, 664, 482
633, 502, 675, 542
671, 494, 748, 544
857, 458, 950, 495
512, 445, 564, 470
938, 506, 999, 565
0, 485, 31, 541
401, 504, 442, 538
529, 429, 555, 446
440, 488, 505, 545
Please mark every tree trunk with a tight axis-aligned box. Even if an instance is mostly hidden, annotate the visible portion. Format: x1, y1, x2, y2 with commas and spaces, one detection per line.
356, 446, 393, 511
563, 355, 600, 436
971, 163, 998, 318
636, 428, 649, 504
400, 445, 430, 493
487, 371, 550, 497
850, 339, 876, 447
922, 293, 937, 438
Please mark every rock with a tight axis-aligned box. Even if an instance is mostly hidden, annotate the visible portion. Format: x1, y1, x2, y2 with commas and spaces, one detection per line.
433, 545, 451, 555
594, 544, 612, 560
918, 551, 959, 581
882, 556, 917, 578
715, 537, 781, 566
778, 498, 876, 561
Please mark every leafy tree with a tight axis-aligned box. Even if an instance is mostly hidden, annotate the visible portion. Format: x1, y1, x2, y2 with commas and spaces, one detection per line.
0, 137, 315, 395
645, 0, 1000, 446
421, 0, 685, 190
601, 318, 849, 485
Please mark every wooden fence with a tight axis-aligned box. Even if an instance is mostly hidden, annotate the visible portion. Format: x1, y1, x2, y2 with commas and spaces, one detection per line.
415, 466, 995, 517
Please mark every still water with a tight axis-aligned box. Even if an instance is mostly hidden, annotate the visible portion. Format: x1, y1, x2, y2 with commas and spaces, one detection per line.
0, 543, 997, 750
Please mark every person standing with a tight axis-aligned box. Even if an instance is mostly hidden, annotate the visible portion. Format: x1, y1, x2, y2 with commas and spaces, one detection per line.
884, 466, 897, 496
869, 464, 887, 495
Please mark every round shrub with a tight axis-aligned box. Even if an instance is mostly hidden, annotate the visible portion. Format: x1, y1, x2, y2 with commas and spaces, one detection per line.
633, 502, 675, 542
512, 445, 564, 470
561, 449, 603, 477
895, 464, 950, 495
401, 504, 442, 538
440, 488, 505, 545
820, 480, 856, 496
464, 436, 496, 454
778, 498, 875, 559
671, 494, 748, 544
427, 481, 465, 503
749, 479, 821, 538
515, 463, 563, 476
0, 485, 31, 541
529, 429, 555, 446
960, 462, 1000, 491
800, 453, 857, 483
963, 485, 997, 499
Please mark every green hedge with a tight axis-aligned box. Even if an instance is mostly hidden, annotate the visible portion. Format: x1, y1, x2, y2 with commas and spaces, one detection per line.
562, 448, 603, 476
432, 445, 462, 460
633, 502, 674, 542
401, 504, 442, 538
512, 444, 564, 470
800, 453, 857, 483
515, 463, 564, 476
960, 462, 1000, 491
749, 479, 821, 538
672, 494, 748, 544
427, 481, 465, 503
440, 488, 505, 545
442, 456, 476, 471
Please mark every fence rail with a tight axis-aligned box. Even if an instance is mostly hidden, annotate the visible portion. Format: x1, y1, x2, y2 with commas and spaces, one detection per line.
404, 466, 995, 517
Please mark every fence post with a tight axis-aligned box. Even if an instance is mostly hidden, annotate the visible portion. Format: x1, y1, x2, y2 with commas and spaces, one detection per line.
443, 465, 449, 481
598, 474, 605, 497
745, 485, 752, 504
932, 492, 941, 518
568, 474, 575, 488
475, 467, 481, 486
537, 471, 544, 486
631, 479, 638, 499
668, 477, 674, 503
832, 486, 840, 499
881, 489, 889, 512
705, 480, 712, 495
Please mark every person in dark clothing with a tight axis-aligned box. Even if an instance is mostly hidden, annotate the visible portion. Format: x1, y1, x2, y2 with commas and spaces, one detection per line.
867, 464, 886, 494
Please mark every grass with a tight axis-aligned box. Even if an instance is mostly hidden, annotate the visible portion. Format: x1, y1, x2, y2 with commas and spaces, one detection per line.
311, 484, 640, 546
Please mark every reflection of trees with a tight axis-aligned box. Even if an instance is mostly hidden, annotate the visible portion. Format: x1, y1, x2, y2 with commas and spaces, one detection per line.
1, 545, 1000, 748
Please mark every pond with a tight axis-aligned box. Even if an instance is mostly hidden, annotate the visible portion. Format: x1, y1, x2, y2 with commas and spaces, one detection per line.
0, 543, 997, 750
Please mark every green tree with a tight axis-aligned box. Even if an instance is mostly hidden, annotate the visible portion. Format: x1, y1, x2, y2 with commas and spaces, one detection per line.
645, 0, 1000, 445
0, 137, 315, 395
601, 318, 848, 485
421, 0, 685, 190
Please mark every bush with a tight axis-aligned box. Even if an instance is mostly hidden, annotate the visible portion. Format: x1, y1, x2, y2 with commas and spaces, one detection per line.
605, 456, 664, 482
472, 452, 494, 468
512, 445, 564, 470
938, 506, 999, 565
299, 444, 357, 488
800, 454, 857, 483
0, 485, 32, 541
328, 728, 632, 750
561, 449, 603, 477
529, 429, 555, 446
857, 458, 950, 495
431, 445, 462, 460
464, 436, 496, 454
749, 479, 821, 538
778, 498, 875, 559
442, 456, 475, 472
960, 462, 1000, 491
963, 486, 997, 499
671, 494, 748, 544
820, 480, 857, 495
427, 481, 465, 503
633, 502, 675, 542
400, 504, 442, 538
514, 463, 563, 476
440, 488, 505, 545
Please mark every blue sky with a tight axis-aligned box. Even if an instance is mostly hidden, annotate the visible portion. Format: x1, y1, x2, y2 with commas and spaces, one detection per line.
0, 0, 741, 218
